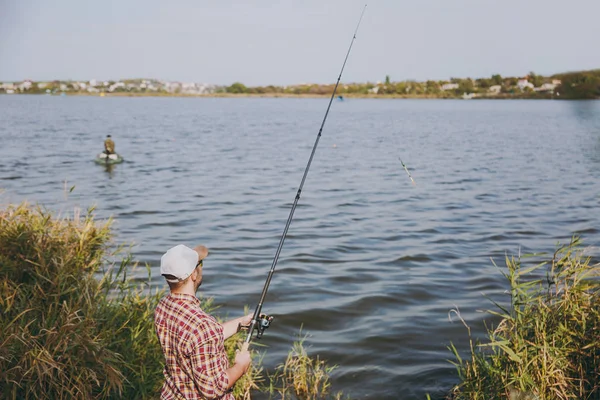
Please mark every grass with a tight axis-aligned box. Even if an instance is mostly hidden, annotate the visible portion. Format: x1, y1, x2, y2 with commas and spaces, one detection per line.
447, 237, 600, 400
267, 329, 344, 400
0, 200, 342, 399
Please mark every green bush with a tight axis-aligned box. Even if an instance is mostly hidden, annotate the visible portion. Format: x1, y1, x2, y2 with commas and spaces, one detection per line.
0, 202, 130, 398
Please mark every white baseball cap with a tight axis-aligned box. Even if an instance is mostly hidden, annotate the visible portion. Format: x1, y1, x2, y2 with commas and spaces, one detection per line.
160, 244, 208, 283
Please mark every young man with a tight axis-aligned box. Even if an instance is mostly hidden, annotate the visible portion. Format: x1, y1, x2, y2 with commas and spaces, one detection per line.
104, 135, 115, 155
154, 244, 252, 399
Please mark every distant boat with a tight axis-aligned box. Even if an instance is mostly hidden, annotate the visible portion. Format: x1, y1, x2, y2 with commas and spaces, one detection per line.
337, 95, 344, 101
94, 153, 124, 165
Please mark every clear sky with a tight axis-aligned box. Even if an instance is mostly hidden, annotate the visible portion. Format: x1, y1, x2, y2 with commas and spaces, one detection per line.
1, 0, 599, 86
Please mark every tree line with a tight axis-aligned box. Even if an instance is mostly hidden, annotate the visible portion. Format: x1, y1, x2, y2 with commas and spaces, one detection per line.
223, 69, 600, 99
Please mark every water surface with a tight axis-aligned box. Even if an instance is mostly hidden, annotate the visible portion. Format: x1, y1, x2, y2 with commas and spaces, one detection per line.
1, 95, 599, 399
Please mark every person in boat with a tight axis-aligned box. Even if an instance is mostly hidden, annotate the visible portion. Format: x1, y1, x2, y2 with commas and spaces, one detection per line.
103, 135, 115, 155
154, 244, 252, 399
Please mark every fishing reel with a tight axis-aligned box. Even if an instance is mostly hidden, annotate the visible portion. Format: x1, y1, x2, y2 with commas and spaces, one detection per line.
254, 314, 274, 339
239, 314, 274, 339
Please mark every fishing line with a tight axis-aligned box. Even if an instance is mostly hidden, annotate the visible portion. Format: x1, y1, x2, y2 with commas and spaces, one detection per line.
241, 5, 368, 350
390, 117, 416, 186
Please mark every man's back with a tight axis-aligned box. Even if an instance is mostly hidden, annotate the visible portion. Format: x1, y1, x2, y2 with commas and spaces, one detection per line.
154, 293, 232, 400
104, 138, 115, 154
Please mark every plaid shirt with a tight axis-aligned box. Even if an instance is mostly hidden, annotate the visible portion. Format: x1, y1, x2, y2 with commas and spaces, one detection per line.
154, 293, 233, 400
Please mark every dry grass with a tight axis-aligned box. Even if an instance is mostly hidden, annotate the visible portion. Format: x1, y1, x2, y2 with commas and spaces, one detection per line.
0, 202, 127, 398
267, 330, 344, 400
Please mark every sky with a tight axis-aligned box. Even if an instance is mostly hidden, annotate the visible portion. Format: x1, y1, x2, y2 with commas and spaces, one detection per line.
1, 0, 599, 86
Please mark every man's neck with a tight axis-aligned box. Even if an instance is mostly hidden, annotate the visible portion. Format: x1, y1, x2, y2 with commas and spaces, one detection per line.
170, 285, 196, 296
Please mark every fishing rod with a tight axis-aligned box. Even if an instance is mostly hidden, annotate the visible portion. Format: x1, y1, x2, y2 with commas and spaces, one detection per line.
241, 5, 367, 351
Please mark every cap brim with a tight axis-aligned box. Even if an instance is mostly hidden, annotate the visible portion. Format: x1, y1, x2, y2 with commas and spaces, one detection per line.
194, 245, 209, 261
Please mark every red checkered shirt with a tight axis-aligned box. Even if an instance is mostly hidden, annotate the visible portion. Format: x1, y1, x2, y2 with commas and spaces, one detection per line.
154, 293, 233, 400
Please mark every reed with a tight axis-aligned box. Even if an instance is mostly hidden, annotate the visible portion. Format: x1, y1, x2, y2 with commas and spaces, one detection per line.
267, 330, 345, 400
0, 202, 126, 398
448, 237, 600, 399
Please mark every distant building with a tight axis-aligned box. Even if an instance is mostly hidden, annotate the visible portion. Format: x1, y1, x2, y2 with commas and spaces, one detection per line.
488, 85, 502, 94
19, 80, 33, 91
441, 83, 459, 91
535, 83, 557, 92
517, 79, 534, 90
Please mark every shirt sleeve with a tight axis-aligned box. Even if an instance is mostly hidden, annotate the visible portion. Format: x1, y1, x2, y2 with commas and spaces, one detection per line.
188, 321, 230, 399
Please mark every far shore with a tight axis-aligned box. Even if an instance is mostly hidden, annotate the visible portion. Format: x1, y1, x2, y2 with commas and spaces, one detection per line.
1, 91, 564, 100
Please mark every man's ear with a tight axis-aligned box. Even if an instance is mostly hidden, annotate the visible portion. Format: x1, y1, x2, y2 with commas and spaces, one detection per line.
191, 267, 200, 281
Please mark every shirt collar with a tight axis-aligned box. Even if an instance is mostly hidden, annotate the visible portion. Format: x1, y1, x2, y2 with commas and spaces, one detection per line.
168, 292, 201, 305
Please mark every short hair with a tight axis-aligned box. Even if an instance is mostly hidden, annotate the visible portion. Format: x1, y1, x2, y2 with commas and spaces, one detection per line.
164, 274, 189, 289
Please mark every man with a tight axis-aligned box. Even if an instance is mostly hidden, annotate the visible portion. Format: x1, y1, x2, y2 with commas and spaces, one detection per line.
104, 135, 115, 155
154, 244, 252, 399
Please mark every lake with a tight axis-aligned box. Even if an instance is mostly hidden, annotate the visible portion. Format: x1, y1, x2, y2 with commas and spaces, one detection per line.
1, 95, 599, 399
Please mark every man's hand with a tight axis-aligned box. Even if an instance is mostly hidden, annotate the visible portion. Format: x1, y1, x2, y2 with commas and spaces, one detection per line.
235, 348, 251, 372
241, 313, 253, 326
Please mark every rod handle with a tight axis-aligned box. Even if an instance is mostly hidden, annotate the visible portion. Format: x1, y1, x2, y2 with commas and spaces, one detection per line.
241, 342, 250, 352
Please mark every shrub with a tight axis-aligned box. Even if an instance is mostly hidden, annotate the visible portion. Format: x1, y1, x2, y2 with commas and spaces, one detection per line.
0, 202, 127, 398
448, 237, 600, 399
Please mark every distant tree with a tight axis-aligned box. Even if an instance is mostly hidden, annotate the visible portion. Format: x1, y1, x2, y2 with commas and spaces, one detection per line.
491, 74, 503, 85
395, 82, 407, 95
385, 75, 391, 85
426, 80, 440, 94
529, 71, 544, 87
476, 78, 491, 89
409, 80, 425, 94
555, 70, 600, 99
265, 85, 281, 93
227, 82, 248, 94
458, 78, 474, 94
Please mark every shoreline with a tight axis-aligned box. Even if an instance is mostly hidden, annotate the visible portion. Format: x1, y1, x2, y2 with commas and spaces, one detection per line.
1, 92, 590, 100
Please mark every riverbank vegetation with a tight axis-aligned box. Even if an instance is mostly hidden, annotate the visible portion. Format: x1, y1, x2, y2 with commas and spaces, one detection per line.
0, 201, 342, 399
2, 69, 599, 100
447, 238, 600, 399
2, 200, 599, 399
